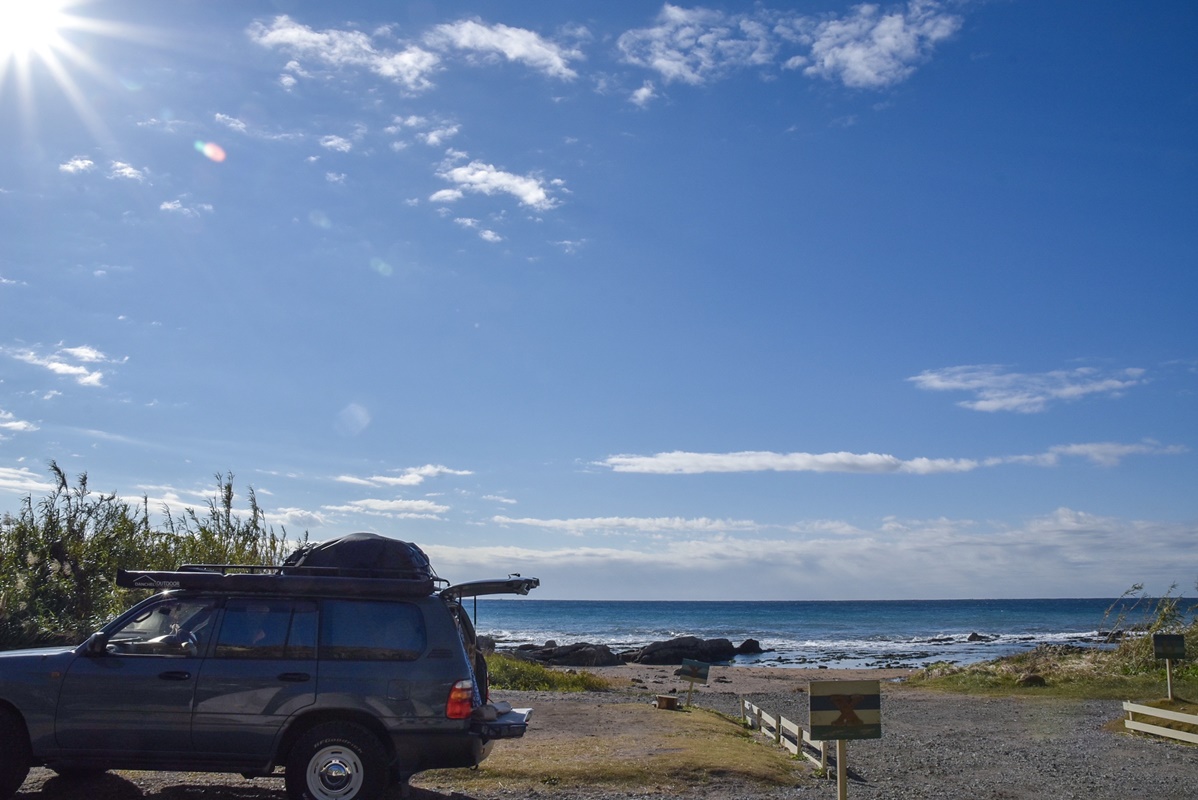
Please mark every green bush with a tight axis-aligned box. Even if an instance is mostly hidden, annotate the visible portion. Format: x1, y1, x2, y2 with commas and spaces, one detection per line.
0, 464, 300, 649
487, 653, 610, 692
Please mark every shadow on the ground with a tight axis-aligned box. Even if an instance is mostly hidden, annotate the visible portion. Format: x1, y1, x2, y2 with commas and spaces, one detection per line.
17, 771, 487, 800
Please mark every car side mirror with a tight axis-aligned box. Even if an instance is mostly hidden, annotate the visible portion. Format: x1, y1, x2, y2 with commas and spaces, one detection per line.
84, 632, 110, 656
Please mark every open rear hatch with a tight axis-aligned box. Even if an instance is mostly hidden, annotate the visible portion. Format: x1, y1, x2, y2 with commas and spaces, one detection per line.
442, 575, 539, 739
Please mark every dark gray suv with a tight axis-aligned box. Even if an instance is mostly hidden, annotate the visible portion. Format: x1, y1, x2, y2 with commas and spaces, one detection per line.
0, 534, 536, 800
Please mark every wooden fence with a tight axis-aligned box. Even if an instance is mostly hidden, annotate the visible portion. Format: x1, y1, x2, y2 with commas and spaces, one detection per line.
1123, 702, 1198, 746
741, 698, 829, 769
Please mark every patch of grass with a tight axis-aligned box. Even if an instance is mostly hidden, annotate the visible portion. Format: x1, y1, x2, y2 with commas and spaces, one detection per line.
416, 703, 804, 793
911, 644, 1198, 700
487, 652, 612, 692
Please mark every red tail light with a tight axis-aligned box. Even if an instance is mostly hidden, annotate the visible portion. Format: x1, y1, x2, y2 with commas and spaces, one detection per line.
446, 679, 474, 719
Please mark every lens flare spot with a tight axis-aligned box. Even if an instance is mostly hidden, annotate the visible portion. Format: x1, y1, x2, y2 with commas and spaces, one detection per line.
308, 210, 332, 229
370, 258, 393, 277
194, 140, 226, 162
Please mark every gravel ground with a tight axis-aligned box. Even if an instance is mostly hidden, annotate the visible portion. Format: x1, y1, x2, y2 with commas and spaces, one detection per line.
13, 674, 1197, 800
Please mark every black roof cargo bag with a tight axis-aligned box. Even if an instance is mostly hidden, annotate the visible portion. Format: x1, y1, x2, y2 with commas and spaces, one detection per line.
282, 532, 436, 582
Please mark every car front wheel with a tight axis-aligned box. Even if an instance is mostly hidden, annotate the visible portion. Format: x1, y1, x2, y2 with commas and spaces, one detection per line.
0, 707, 31, 799
285, 721, 389, 800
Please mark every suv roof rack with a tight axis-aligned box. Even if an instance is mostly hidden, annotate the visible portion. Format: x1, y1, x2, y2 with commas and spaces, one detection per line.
116, 565, 445, 598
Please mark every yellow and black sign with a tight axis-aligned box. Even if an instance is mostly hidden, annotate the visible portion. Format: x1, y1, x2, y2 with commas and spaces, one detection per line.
809, 680, 881, 741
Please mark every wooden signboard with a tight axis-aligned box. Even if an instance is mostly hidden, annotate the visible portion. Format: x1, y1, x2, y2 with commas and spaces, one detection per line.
676, 659, 710, 683
1153, 634, 1186, 660
809, 680, 881, 741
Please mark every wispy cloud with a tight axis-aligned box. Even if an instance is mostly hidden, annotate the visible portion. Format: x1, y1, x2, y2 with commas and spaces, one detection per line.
247, 15, 441, 94
0, 466, 56, 495
160, 198, 214, 218
424, 508, 1197, 599
58, 157, 95, 174
493, 515, 758, 535
618, 1, 960, 89
334, 464, 473, 488
424, 18, 583, 80
3, 344, 125, 388
322, 498, 450, 519
108, 161, 148, 183
598, 441, 1184, 474
909, 365, 1147, 412
0, 408, 38, 436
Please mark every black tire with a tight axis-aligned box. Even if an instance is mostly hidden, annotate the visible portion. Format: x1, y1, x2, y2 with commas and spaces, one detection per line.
0, 707, 31, 799
284, 721, 388, 800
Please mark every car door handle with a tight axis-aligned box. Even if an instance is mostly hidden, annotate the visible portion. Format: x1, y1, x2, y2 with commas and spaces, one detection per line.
159, 670, 192, 681
278, 672, 311, 683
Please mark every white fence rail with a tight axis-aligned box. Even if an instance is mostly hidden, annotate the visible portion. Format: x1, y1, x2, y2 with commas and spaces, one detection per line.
1123, 702, 1198, 745
741, 698, 828, 769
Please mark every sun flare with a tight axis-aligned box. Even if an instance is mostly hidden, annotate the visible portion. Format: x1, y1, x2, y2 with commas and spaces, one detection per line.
0, 0, 70, 62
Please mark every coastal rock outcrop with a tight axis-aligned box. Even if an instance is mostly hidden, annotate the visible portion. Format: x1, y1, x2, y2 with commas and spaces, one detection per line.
522, 642, 623, 667
620, 636, 768, 665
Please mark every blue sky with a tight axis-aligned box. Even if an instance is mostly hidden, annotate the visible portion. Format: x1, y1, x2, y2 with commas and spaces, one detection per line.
1, 0, 1195, 600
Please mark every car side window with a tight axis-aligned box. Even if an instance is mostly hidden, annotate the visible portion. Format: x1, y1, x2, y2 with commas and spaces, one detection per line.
320, 600, 426, 661
214, 599, 317, 659
107, 597, 217, 657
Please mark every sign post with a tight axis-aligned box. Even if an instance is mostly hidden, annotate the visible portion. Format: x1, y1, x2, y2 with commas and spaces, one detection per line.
1153, 634, 1186, 701
809, 680, 881, 800
675, 659, 710, 706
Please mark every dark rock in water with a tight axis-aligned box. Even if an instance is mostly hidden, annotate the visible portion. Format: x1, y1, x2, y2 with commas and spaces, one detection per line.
525, 642, 623, 667
477, 635, 496, 653
967, 632, 996, 642
736, 638, 769, 655
1017, 673, 1047, 687
621, 636, 740, 665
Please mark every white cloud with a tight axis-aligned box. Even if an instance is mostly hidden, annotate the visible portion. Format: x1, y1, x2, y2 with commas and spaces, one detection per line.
493, 515, 758, 535
0, 466, 56, 495
325, 172, 347, 184
160, 199, 214, 218
108, 161, 148, 182
215, 113, 248, 133
618, 2, 959, 90
320, 135, 353, 152
334, 465, 473, 488
429, 188, 464, 204
599, 440, 1184, 475
323, 498, 450, 519
802, 0, 962, 89
0, 409, 38, 435
630, 80, 658, 107
425, 18, 583, 80
58, 157, 95, 173
248, 15, 441, 93
3, 344, 125, 388
618, 4, 777, 85
600, 449, 977, 475
479, 229, 504, 243
436, 157, 560, 210
424, 508, 1198, 600
909, 364, 1147, 413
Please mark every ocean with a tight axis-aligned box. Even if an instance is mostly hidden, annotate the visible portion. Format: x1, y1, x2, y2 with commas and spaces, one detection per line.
464, 598, 1143, 669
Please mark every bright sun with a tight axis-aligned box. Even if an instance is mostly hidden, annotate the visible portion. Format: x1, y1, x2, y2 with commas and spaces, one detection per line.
0, 1, 70, 62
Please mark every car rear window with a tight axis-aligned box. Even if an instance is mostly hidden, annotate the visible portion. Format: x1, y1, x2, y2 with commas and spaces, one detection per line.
320, 599, 426, 661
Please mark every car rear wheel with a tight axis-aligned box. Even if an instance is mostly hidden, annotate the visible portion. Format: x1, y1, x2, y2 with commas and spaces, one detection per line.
0, 707, 31, 799
285, 721, 388, 800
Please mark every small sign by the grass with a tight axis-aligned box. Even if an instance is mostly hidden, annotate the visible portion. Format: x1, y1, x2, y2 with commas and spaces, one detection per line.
1154, 634, 1185, 660
809, 680, 882, 741
1153, 634, 1186, 700
676, 659, 710, 683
